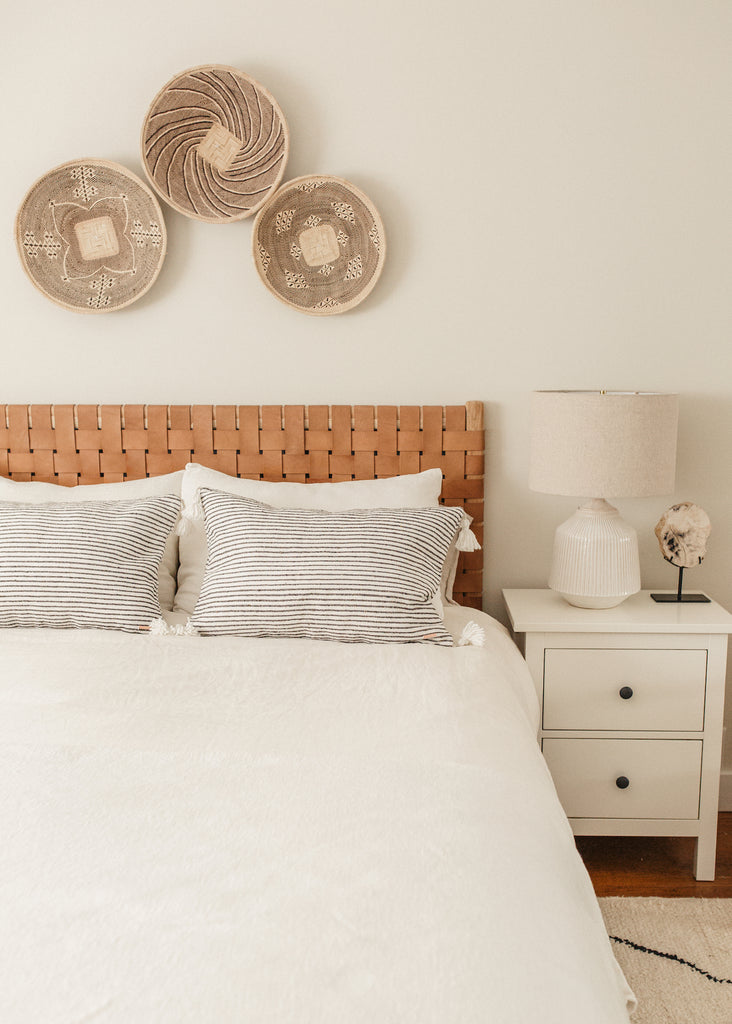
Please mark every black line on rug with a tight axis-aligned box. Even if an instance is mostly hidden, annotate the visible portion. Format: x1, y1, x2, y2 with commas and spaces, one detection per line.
610, 935, 732, 986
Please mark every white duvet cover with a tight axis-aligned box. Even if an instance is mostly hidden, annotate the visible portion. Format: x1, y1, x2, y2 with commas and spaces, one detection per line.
0, 608, 634, 1023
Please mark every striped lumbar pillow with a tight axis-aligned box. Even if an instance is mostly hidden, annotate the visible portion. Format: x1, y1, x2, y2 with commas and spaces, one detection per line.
0, 495, 181, 632
0, 471, 184, 612
190, 489, 467, 645
174, 464, 445, 617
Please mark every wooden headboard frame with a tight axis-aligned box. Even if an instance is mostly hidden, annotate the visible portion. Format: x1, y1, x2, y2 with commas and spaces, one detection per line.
0, 402, 485, 608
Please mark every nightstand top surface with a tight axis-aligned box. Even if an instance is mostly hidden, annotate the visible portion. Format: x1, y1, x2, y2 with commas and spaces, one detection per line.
502, 589, 732, 634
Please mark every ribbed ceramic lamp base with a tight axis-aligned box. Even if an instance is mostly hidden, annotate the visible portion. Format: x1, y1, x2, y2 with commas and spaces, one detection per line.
548, 499, 641, 609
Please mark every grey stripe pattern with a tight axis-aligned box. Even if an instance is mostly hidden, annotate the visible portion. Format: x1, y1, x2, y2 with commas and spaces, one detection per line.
0, 496, 181, 632
191, 490, 464, 645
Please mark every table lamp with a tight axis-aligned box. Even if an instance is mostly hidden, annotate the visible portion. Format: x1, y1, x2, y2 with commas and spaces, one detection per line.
529, 390, 679, 608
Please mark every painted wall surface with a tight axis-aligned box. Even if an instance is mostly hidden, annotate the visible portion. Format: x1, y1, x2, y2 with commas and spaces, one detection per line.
2, 2, 732, 770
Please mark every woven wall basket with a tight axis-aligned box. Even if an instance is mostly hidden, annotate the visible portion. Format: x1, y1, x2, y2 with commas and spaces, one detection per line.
15, 159, 166, 314
252, 176, 386, 316
141, 65, 289, 224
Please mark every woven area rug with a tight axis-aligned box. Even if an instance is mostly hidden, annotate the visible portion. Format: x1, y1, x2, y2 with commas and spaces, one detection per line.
599, 897, 732, 1023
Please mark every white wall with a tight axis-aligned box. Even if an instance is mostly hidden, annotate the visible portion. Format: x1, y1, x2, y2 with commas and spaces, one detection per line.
3, 1, 732, 767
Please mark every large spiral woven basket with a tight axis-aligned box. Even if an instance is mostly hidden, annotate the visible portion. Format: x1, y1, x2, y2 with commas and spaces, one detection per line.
141, 65, 289, 224
252, 175, 386, 316
15, 159, 166, 314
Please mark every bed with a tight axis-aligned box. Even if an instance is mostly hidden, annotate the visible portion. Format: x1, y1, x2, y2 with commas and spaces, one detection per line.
0, 403, 635, 1023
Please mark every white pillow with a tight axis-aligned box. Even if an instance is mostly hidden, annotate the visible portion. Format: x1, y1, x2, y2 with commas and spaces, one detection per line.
0, 472, 183, 611
0, 495, 181, 632
175, 464, 446, 616
190, 490, 464, 645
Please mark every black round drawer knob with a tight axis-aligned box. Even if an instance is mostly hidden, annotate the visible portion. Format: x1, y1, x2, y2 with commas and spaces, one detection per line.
615, 776, 630, 790
619, 686, 634, 700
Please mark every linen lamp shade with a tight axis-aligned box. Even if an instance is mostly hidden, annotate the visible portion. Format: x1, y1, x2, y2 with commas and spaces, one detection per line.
529, 390, 679, 608
530, 391, 678, 498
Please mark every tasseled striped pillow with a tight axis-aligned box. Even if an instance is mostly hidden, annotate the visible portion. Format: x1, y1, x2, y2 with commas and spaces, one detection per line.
190, 489, 468, 645
0, 495, 181, 632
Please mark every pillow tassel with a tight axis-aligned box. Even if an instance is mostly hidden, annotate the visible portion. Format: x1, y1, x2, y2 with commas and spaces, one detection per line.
456, 515, 481, 552
176, 493, 204, 536
457, 621, 486, 647
148, 616, 199, 637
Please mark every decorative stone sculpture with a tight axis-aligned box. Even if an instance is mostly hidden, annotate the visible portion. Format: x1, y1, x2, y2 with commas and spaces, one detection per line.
654, 502, 711, 568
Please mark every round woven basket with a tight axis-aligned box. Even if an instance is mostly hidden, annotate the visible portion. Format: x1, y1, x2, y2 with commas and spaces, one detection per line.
141, 65, 289, 224
15, 159, 167, 314
252, 175, 386, 316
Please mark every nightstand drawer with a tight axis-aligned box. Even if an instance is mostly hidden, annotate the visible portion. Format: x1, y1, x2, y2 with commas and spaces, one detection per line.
542, 738, 702, 819
543, 648, 707, 731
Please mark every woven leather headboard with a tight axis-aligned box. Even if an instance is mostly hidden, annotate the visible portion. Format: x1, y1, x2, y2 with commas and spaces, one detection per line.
0, 402, 485, 608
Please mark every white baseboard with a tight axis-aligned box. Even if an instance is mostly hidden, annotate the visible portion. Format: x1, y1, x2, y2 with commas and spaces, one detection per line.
720, 770, 732, 812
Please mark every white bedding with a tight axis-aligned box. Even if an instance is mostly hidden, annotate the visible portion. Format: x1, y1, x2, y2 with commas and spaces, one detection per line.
0, 609, 634, 1023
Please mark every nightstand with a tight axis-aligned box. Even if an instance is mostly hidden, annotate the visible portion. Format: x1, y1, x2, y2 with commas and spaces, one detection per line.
502, 588, 732, 881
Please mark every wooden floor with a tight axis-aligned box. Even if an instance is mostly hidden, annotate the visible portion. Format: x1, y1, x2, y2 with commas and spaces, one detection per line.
575, 812, 732, 897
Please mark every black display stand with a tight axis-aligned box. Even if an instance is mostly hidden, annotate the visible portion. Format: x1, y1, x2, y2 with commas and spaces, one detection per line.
651, 565, 710, 603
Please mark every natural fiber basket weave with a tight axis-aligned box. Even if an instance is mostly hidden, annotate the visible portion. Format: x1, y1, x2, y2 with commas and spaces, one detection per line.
252, 175, 386, 316
15, 159, 166, 314
141, 65, 289, 223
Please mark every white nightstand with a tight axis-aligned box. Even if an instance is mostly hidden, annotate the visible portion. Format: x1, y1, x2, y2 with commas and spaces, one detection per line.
502, 588, 732, 881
